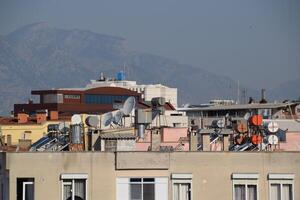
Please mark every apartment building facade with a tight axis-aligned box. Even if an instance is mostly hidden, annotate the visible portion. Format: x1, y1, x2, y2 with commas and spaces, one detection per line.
0, 151, 298, 200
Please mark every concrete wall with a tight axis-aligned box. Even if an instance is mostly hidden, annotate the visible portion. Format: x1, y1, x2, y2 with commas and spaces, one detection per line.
3, 151, 300, 200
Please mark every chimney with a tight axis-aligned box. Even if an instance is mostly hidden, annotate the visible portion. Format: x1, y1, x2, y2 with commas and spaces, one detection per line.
17, 113, 29, 124
260, 88, 267, 104
36, 113, 47, 124
50, 111, 59, 120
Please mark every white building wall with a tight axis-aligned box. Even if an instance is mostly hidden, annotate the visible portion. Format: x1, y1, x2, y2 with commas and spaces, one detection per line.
86, 80, 178, 108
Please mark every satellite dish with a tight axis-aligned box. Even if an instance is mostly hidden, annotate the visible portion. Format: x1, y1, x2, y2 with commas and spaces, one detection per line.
71, 114, 81, 125
101, 112, 113, 127
58, 122, 70, 133
85, 116, 100, 128
267, 121, 279, 133
121, 96, 136, 115
113, 110, 124, 125
268, 135, 279, 145
243, 112, 251, 120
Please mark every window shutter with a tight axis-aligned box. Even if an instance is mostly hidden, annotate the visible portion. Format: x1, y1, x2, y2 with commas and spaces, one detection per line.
155, 178, 168, 200
117, 178, 129, 200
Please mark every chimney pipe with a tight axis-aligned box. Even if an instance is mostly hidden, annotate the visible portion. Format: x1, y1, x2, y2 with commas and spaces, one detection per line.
260, 89, 267, 104
17, 113, 29, 124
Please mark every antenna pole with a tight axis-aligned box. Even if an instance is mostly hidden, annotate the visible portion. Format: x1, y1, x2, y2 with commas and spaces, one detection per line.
237, 80, 240, 104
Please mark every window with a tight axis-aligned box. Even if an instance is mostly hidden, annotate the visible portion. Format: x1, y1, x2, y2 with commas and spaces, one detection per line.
64, 95, 81, 99
48, 124, 59, 132
17, 178, 34, 200
130, 178, 155, 200
232, 173, 259, 200
171, 174, 192, 200
116, 177, 168, 200
84, 94, 132, 104
61, 174, 87, 200
268, 174, 294, 200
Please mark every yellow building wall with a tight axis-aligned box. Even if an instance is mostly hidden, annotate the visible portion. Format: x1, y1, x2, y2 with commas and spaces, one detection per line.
0, 121, 65, 145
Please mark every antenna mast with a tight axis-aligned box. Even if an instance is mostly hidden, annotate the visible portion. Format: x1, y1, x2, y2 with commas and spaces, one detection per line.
237, 80, 240, 104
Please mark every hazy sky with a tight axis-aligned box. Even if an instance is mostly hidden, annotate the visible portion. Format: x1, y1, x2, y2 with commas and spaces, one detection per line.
0, 0, 299, 90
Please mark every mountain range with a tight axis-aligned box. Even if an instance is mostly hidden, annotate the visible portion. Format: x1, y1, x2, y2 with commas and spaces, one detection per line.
0, 22, 298, 115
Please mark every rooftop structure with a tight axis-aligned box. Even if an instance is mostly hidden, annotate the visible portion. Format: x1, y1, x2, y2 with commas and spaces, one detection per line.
86, 72, 178, 107
14, 87, 144, 115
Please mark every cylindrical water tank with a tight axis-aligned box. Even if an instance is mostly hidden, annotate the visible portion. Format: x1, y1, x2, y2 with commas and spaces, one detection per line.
137, 124, 145, 138
71, 125, 82, 144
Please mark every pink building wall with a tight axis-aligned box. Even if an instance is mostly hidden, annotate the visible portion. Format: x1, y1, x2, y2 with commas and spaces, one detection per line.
279, 132, 300, 151
136, 128, 189, 151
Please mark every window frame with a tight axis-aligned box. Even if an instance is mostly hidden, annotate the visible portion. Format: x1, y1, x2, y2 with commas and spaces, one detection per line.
22, 181, 34, 200
116, 177, 168, 200
171, 173, 193, 200
16, 178, 35, 200
268, 174, 294, 200
232, 173, 259, 200
129, 178, 155, 200
60, 174, 88, 200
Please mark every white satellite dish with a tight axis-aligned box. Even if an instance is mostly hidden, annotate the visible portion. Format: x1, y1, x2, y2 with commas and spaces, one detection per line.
121, 96, 136, 115
71, 114, 81, 125
113, 110, 124, 125
243, 112, 251, 120
58, 122, 70, 133
267, 121, 279, 133
102, 112, 113, 127
268, 135, 279, 145
86, 116, 100, 128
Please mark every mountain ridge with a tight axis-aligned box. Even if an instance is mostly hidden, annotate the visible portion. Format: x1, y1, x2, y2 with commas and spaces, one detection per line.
0, 22, 296, 115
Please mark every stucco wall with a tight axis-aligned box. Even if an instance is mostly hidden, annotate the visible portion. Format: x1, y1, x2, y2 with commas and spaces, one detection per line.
4, 152, 300, 200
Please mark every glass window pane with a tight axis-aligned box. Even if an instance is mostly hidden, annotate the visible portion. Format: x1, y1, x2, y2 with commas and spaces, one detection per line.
16, 178, 34, 200
63, 184, 72, 200
282, 184, 293, 200
173, 183, 179, 200
143, 178, 155, 183
130, 178, 142, 183
179, 183, 190, 200
74, 179, 86, 200
130, 184, 142, 200
247, 185, 257, 200
234, 185, 245, 200
270, 184, 280, 200
143, 184, 155, 200
25, 183, 34, 200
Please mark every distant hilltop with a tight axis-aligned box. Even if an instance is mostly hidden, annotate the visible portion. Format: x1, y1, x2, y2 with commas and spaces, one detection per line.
0, 22, 298, 115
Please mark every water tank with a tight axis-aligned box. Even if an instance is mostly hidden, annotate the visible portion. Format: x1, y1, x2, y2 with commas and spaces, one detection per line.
137, 124, 145, 138
116, 71, 125, 81
71, 125, 82, 144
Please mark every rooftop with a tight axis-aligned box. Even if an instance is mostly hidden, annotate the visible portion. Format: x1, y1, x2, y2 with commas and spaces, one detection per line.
178, 102, 299, 112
